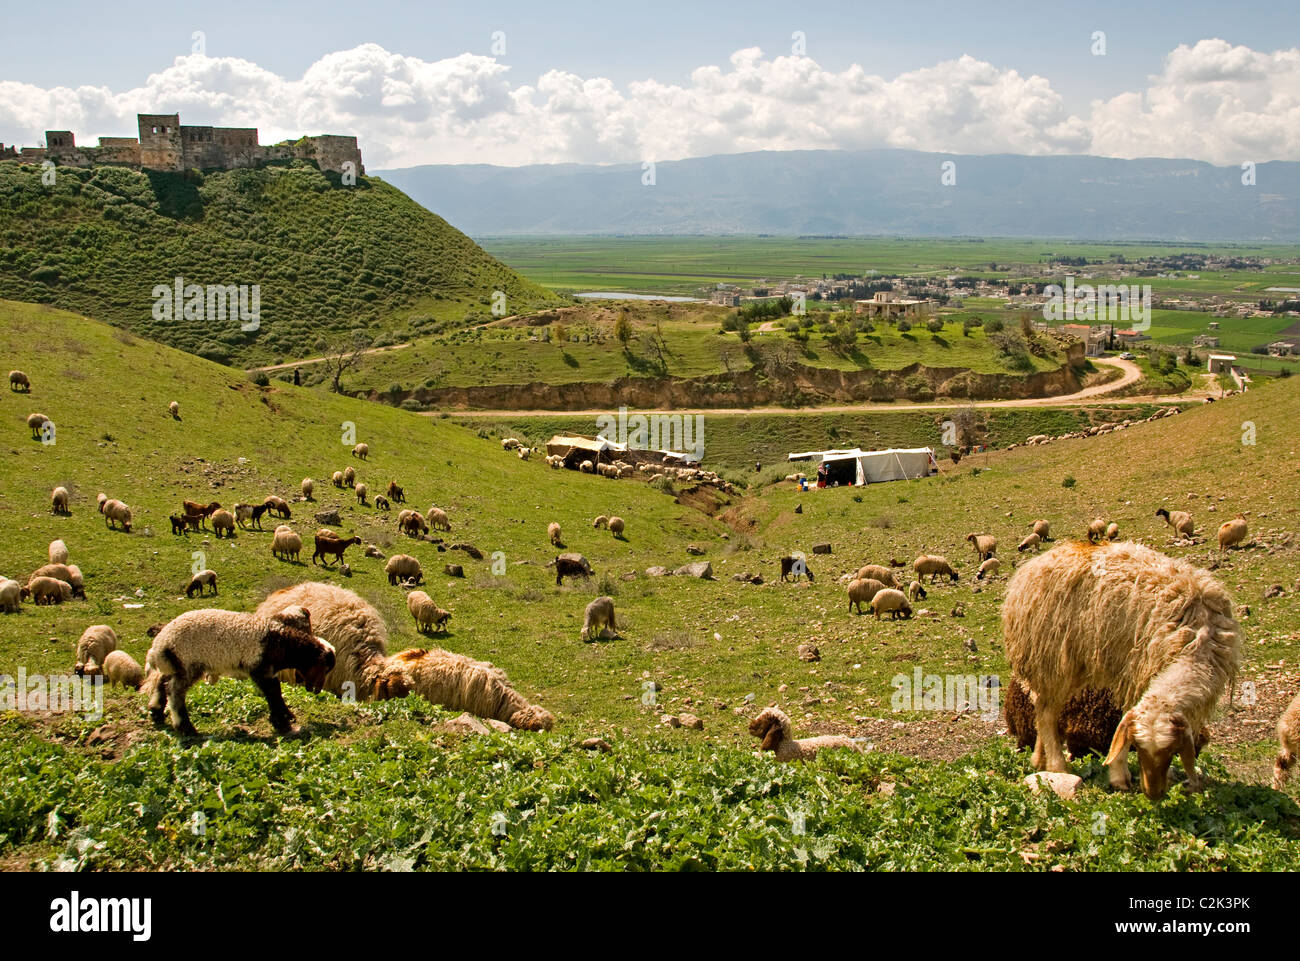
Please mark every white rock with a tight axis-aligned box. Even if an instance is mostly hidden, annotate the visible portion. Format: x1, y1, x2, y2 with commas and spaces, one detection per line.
1024, 771, 1083, 800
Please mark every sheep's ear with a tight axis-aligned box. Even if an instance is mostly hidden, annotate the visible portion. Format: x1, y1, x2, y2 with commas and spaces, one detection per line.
760, 721, 783, 752
1104, 711, 1137, 765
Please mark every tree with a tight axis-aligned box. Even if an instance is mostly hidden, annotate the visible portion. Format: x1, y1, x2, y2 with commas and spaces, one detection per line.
614, 310, 633, 346
553, 322, 568, 344
318, 330, 373, 394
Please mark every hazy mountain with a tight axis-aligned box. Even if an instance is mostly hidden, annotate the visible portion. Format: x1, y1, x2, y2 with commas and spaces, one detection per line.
375, 149, 1300, 241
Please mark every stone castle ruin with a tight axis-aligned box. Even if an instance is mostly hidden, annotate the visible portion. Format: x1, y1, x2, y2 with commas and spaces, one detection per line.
0, 113, 363, 176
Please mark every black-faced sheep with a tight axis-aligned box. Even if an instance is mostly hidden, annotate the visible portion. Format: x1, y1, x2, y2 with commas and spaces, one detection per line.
263, 495, 292, 519
580, 596, 617, 642
779, 555, 814, 582
385, 554, 424, 586
1003, 540, 1240, 799
593, 515, 609, 529
1274, 691, 1300, 790
976, 557, 1001, 580
75, 625, 118, 675
146, 607, 336, 736
186, 569, 218, 598
407, 590, 452, 634
9, 370, 30, 392
871, 588, 912, 620
1017, 532, 1041, 553
374, 494, 390, 511
966, 533, 996, 561
749, 707, 861, 762
1155, 508, 1194, 537
907, 580, 927, 601
549, 553, 593, 586
1218, 516, 1248, 551
912, 555, 957, 583
848, 577, 886, 614
51, 486, 70, 514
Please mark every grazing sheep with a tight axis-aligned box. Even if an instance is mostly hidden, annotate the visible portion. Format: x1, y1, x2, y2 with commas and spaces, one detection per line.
353, 443, 369, 460
1155, 508, 1194, 537
779, 555, 814, 583
847, 577, 887, 615
580, 596, 617, 641
102, 650, 145, 690
51, 486, 70, 514
407, 590, 452, 634
1105, 522, 1120, 541
23, 576, 72, 605
966, 533, 997, 561
146, 607, 336, 736
749, 707, 861, 762
517, 447, 531, 460
48, 539, 68, 565
27, 412, 50, 438
263, 495, 291, 519
185, 569, 218, 598
907, 580, 927, 601
75, 625, 118, 675
580, 460, 595, 474
301, 478, 314, 500
332, 471, 345, 488
386, 480, 405, 503
182, 501, 221, 528
28, 563, 84, 598
912, 555, 958, 584
1017, 532, 1041, 553
427, 507, 451, 531
1087, 517, 1107, 542
374, 494, 390, 511
372, 647, 554, 730
976, 557, 1001, 580
9, 370, 30, 392
549, 552, 594, 586
1032, 519, 1051, 541
548, 522, 563, 547
608, 516, 625, 538
98, 504, 132, 533
355, 482, 368, 505
210, 509, 236, 538
1218, 515, 1248, 551
871, 588, 913, 620
397, 509, 429, 536
502, 437, 521, 450
1004, 540, 1240, 799
169, 514, 190, 535
854, 565, 900, 588
593, 515, 609, 529
0, 578, 20, 613
97, 492, 107, 511
168, 400, 180, 419
313, 532, 361, 566
343, 466, 355, 487
271, 527, 303, 562
1273, 691, 1300, 790
385, 554, 424, 586
256, 582, 389, 697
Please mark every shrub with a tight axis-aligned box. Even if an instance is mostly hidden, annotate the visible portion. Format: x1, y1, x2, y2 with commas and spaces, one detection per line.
1062, 475, 1076, 488
249, 370, 270, 387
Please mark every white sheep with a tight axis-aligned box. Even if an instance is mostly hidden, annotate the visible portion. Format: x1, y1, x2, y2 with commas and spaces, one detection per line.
102, 650, 145, 690
301, 478, 314, 500
847, 577, 887, 615
27, 412, 50, 438
353, 443, 369, 460
854, 565, 901, 589
1155, 508, 1194, 537
342, 466, 356, 487
332, 471, 345, 488
907, 580, 928, 601
28, 563, 84, 598
0, 578, 19, 613
385, 554, 424, 586
75, 625, 118, 676
355, 482, 368, 505
502, 437, 521, 450
1032, 519, 1051, 541
912, 555, 958, 584
517, 447, 531, 460
1274, 691, 1300, 790
548, 522, 562, 547
185, 569, 218, 598
210, 508, 235, 538
23, 576, 71, 605
580, 596, 617, 642
407, 590, 451, 634
1017, 532, 1041, 553
749, 707, 861, 762
48, 539, 68, 565
871, 588, 913, 620
608, 516, 625, 538
51, 486, 70, 514
1105, 522, 1120, 541
1087, 517, 1107, 541
593, 515, 609, 529
168, 400, 180, 418
976, 557, 1001, 580
427, 507, 451, 531
966, 533, 997, 561
271, 527, 303, 561
99, 497, 132, 532
146, 607, 336, 736
9, 369, 30, 392
1218, 516, 1248, 551
580, 460, 595, 474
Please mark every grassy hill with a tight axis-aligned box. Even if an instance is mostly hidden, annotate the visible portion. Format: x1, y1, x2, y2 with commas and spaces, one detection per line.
0, 161, 563, 366
1, 300, 1298, 870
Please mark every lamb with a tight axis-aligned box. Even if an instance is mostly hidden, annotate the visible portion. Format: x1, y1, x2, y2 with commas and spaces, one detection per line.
271, 527, 303, 562
355, 482, 368, 505
385, 554, 424, 586
386, 480, 405, 503
1105, 522, 1120, 541
427, 507, 451, 531
168, 400, 180, 419
907, 580, 927, 601
301, 478, 314, 500
966, 533, 997, 561
263, 495, 292, 519
9, 370, 30, 392
608, 516, 625, 538
1155, 508, 1194, 537
146, 607, 336, 736
1087, 517, 1107, 542
0, 578, 19, 613
51, 486, 70, 514
210, 509, 236, 538
313, 532, 361, 566
1017, 532, 1041, 553
256, 582, 390, 697
333, 471, 345, 488
854, 565, 900, 588
352, 443, 369, 460
29, 563, 85, 598
397, 509, 429, 536
185, 569, 218, 598
170, 513, 198, 535
548, 522, 563, 547
1218, 515, 1248, 551
749, 707, 861, 762
74, 625, 118, 675
593, 515, 609, 529
48, 539, 68, 565
976, 557, 1001, 580
779, 556, 814, 582
343, 466, 355, 487
23, 576, 72, 605
1032, 519, 1051, 541
98, 498, 132, 532
374, 494, 390, 511
912, 555, 958, 583
847, 577, 887, 615
1273, 691, 1300, 790
1003, 540, 1241, 799
549, 552, 594, 585
580, 596, 617, 642
182, 500, 221, 528
102, 650, 145, 690
871, 588, 913, 620
27, 412, 50, 438
407, 590, 452, 634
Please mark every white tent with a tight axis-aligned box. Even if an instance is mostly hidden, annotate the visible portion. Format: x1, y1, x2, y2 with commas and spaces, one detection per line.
787, 447, 938, 486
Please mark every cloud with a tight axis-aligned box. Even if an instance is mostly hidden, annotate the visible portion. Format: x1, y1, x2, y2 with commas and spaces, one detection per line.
1, 38, 1297, 167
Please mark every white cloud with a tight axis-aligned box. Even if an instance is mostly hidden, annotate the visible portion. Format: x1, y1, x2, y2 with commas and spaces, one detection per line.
1, 38, 1298, 167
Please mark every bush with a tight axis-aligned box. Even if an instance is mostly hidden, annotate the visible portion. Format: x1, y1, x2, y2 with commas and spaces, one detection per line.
1062, 475, 1076, 488
927, 318, 944, 334
249, 370, 270, 387
985, 318, 1005, 333
896, 319, 912, 333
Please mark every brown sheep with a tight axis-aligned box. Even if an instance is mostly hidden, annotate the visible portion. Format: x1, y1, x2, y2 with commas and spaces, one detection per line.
749, 707, 861, 762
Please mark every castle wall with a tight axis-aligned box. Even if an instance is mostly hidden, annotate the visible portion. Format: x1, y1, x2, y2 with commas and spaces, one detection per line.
137, 114, 183, 171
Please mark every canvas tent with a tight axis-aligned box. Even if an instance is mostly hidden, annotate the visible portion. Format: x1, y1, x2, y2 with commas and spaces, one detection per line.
787, 447, 938, 486
545, 434, 625, 466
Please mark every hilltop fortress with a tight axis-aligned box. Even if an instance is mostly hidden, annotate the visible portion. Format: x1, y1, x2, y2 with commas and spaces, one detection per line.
0, 113, 363, 176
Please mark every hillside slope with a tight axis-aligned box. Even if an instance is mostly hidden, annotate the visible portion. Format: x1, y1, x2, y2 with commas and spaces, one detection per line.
0, 161, 563, 365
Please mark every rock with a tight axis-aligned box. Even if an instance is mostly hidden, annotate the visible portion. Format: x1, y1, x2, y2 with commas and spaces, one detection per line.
1265, 584, 1285, 599
451, 543, 484, 560
794, 503, 803, 514
339, 563, 352, 577
444, 564, 465, 578
962, 636, 978, 653
677, 713, 704, 730
315, 508, 342, 525
778, 684, 788, 693
685, 544, 705, 555
876, 781, 896, 796
580, 737, 612, 752
673, 561, 713, 579
483, 719, 512, 733
950, 603, 966, 617
661, 715, 681, 727
750, 574, 764, 585
811, 542, 832, 555
645, 566, 670, 577
1237, 604, 1251, 619
445, 713, 491, 735
797, 643, 821, 662
1023, 771, 1082, 800
364, 544, 384, 559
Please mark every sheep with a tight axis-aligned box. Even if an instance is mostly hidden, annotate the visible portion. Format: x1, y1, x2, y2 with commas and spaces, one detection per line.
1273, 691, 1300, 790
580, 460, 595, 474
374, 494, 390, 511
1017, 532, 1041, 553
233, 503, 255, 530
548, 552, 594, 586
301, 478, 314, 500
847, 577, 887, 615
22, 576, 72, 605
1032, 519, 1051, 541
907, 580, 927, 601
976, 557, 1001, 580
185, 569, 218, 598
102, 650, 145, 691
48, 539, 68, 565
779, 555, 814, 583
427, 507, 451, 531
355, 482, 368, 505
0, 578, 20, 613
94, 497, 130, 532
271, 527, 303, 562
51, 486, 70, 514
502, 438, 521, 450
256, 583, 389, 697
27, 412, 50, 438
313, 532, 361, 566
1105, 522, 1120, 541
210, 509, 236, 538
342, 466, 355, 487
854, 564, 900, 588
548, 522, 563, 547
1154, 508, 1194, 537
407, 590, 452, 634
386, 480, 405, 503
517, 447, 531, 460
1003, 540, 1240, 799
871, 588, 913, 620
168, 400, 180, 419
593, 515, 609, 529
182, 500, 221, 529
146, 607, 336, 736
385, 554, 424, 586
371, 647, 554, 730
966, 533, 997, 561
1087, 517, 1107, 542
28, 563, 84, 598
96, 492, 107, 511
397, 509, 429, 536
749, 707, 861, 762
170, 514, 196, 535
608, 516, 625, 538
332, 471, 345, 488
263, 495, 291, 519
912, 555, 958, 584
580, 596, 617, 642
1218, 515, 1248, 551
9, 369, 30, 392
74, 625, 118, 675
353, 443, 369, 460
